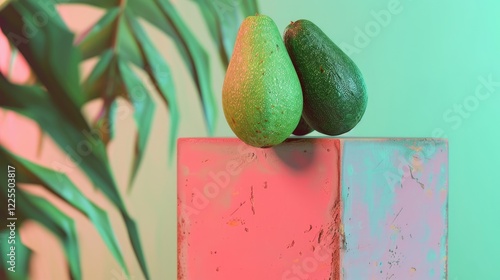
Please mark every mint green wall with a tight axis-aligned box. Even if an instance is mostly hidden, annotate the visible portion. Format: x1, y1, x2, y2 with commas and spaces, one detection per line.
258, 0, 500, 279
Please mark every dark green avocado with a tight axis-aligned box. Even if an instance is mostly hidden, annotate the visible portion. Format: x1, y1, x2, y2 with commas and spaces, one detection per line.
292, 115, 314, 136
284, 19, 368, 136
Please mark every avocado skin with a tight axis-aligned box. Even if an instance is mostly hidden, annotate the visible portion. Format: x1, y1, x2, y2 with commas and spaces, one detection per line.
292, 115, 314, 136
223, 15, 303, 147
284, 20, 367, 136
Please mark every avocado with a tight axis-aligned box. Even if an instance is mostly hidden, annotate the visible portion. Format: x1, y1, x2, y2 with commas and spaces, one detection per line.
284, 19, 367, 136
292, 115, 314, 136
223, 15, 303, 147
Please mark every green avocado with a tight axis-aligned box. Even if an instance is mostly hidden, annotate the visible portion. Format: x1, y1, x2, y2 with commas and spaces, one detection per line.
284, 19, 367, 136
292, 115, 314, 136
223, 15, 303, 147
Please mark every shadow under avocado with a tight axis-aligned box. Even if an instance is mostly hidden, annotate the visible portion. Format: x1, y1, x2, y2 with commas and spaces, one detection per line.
270, 138, 317, 170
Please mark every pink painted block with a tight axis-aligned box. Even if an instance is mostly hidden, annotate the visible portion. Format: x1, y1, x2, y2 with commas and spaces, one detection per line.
178, 138, 342, 280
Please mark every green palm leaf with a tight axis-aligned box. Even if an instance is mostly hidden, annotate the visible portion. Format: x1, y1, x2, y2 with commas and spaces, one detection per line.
0, 0, 84, 110
193, 0, 259, 67
0, 146, 129, 276
21, 192, 81, 280
83, 51, 123, 145
117, 59, 156, 190
77, 7, 121, 61
130, 0, 217, 134
78, 4, 181, 184
124, 11, 179, 164
56, 0, 117, 8
0, 75, 149, 279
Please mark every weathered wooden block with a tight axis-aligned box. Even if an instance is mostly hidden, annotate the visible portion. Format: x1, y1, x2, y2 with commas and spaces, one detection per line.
177, 138, 448, 280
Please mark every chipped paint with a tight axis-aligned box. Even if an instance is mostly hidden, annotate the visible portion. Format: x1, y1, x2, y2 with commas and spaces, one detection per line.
341, 139, 448, 280
177, 138, 341, 280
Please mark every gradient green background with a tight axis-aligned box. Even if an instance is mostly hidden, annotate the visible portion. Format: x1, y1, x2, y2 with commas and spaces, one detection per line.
2, 0, 499, 279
